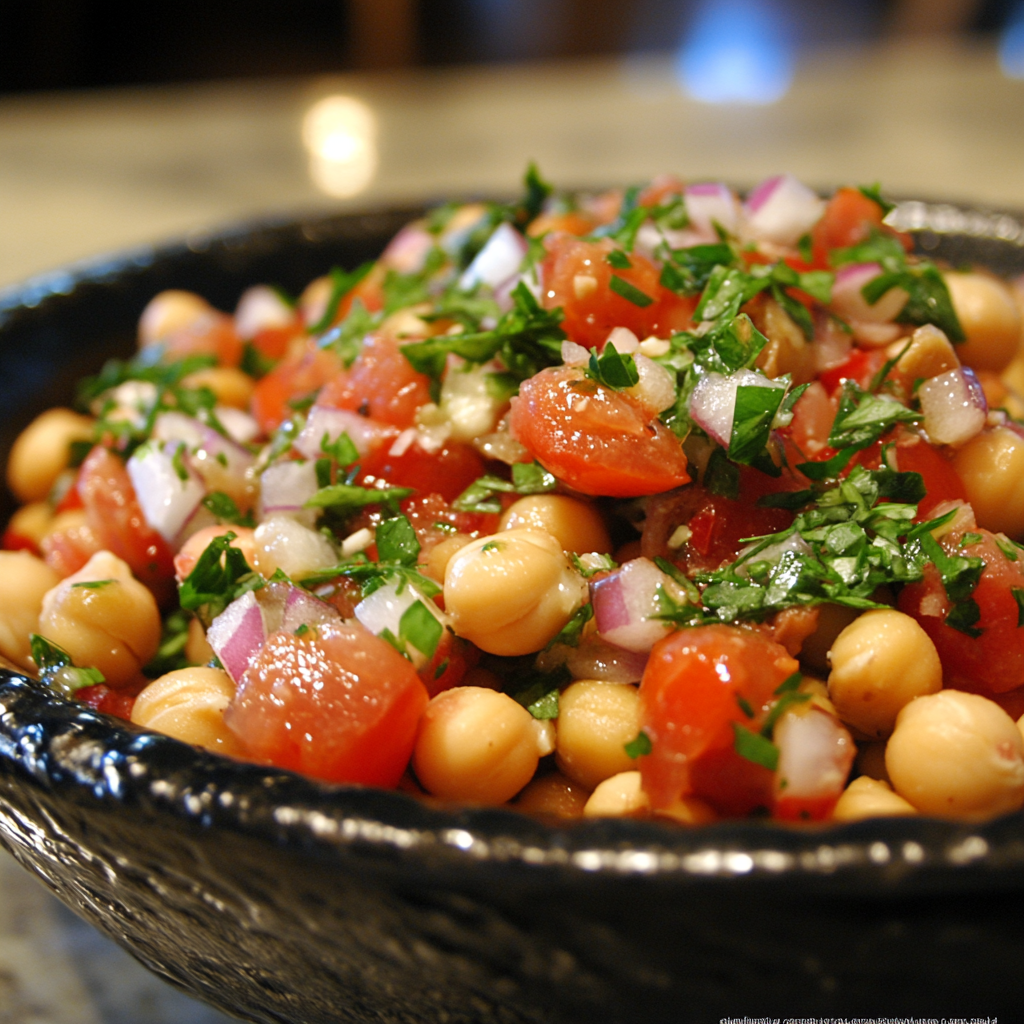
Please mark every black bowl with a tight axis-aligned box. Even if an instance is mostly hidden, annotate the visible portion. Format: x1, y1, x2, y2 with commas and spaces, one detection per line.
3, 201, 1024, 1024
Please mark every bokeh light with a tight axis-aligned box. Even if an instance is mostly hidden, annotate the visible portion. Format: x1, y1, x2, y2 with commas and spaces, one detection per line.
999, 1, 1024, 78
676, 0, 795, 105
302, 95, 378, 198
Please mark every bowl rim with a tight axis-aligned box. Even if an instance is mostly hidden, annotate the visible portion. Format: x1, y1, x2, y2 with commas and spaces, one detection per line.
4, 195, 1024, 896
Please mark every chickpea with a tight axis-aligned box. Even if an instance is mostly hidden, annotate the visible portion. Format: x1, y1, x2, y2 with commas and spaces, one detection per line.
7, 408, 93, 503
0, 551, 60, 670
887, 323, 959, 386
944, 271, 1022, 372
832, 776, 917, 822
952, 426, 1024, 540
138, 290, 212, 349
827, 609, 942, 738
514, 771, 590, 818
583, 771, 650, 818
413, 687, 543, 804
174, 526, 257, 584
654, 796, 717, 825
443, 528, 586, 656
423, 532, 472, 584
555, 680, 640, 790
799, 603, 859, 675
499, 495, 612, 556
234, 284, 295, 340
132, 667, 244, 756
886, 690, 1024, 820
6, 502, 53, 547
185, 617, 214, 665
180, 366, 255, 410
38, 551, 161, 686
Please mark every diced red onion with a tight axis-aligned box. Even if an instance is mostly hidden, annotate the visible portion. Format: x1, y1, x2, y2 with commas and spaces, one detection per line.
260, 459, 319, 515
281, 585, 342, 633
919, 366, 988, 446
561, 340, 590, 367
207, 591, 267, 684
459, 222, 529, 292
564, 635, 649, 684
294, 404, 397, 460
234, 285, 295, 340
382, 223, 435, 274
689, 368, 785, 448
831, 263, 909, 324
127, 443, 205, 543
590, 557, 676, 654
743, 174, 825, 247
773, 707, 855, 819
685, 182, 740, 238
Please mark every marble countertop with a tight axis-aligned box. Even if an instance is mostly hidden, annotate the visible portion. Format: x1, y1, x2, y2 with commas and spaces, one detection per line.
1, 39, 1023, 1022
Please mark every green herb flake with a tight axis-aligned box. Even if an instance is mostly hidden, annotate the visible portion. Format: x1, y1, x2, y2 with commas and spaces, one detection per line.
399, 600, 443, 659
202, 491, 254, 527
735, 694, 755, 719
606, 249, 632, 270
178, 532, 261, 625
375, 515, 421, 566
609, 274, 655, 308
70, 579, 115, 590
960, 532, 984, 549
732, 722, 779, 772
306, 483, 414, 517
547, 603, 593, 649
309, 262, 374, 334
624, 731, 653, 759
585, 342, 640, 390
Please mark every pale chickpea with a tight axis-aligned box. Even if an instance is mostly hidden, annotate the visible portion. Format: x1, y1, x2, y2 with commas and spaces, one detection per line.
423, 532, 472, 584
0, 551, 60, 670
185, 617, 214, 665
944, 271, 1022, 372
555, 680, 640, 790
952, 426, 1024, 540
499, 495, 612, 556
514, 771, 590, 818
180, 366, 255, 410
583, 771, 650, 818
832, 776, 917, 822
6, 502, 53, 547
413, 687, 543, 804
38, 550, 161, 686
827, 609, 942, 738
7, 408, 93, 503
298, 275, 332, 329
886, 690, 1024, 820
174, 526, 257, 584
887, 323, 959, 386
132, 667, 245, 756
233, 284, 295, 340
443, 528, 586, 656
138, 290, 212, 349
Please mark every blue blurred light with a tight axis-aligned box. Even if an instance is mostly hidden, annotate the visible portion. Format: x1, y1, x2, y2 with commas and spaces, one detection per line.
999, 1, 1024, 79
676, 0, 795, 105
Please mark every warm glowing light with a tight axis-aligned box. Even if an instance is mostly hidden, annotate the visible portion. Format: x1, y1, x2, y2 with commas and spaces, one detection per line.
999, 2, 1024, 79
676, 0, 794, 105
302, 95, 378, 198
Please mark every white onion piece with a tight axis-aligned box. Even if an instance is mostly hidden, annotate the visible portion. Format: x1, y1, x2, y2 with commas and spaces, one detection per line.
685, 182, 741, 239
689, 369, 785, 448
253, 514, 337, 580
152, 411, 205, 449
743, 175, 825, 247
206, 590, 267, 684
564, 635, 649, 684
234, 285, 294, 341
590, 557, 679, 654
459, 222, 529, 291
216, 406, 260, 444
918, 366, 988, 446
773, 707, 855, 808
260, 459, 319, 517
831, 263, 909, 324
605, 327, 639, 354
628, 354, 676, 414
281, 585, 342, 634
294, 404, 396, 460
354, 581, 449, 669
382, 222, 435, 274
561, 340, 590, 366
440, 361, 506, 442
127, 443, 205, 543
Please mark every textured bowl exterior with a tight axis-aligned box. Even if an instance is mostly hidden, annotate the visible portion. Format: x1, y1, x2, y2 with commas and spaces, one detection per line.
2, 200, 1024, 1022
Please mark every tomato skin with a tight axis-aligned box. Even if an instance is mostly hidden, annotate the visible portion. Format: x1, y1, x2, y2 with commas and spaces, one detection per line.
817, 347, 887, 395
226, 622, 429, 786
540, 235, 697, 349
317, 335, 431, 429
638, 625, 798, 811
891, 433, 968, 518
418, 631, 479, 698
898, 528, 1024, 696
2, 528, 37, 553
250, 342, 341, 434
77, 682, 142, 721
509, 366, 690, 497
360, 440, 485, 504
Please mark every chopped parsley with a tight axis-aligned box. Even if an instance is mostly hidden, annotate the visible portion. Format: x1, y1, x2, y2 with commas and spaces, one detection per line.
29, 634, 105, 697
585, 341, 640, 390
178, 531, 263, 626
624, 731, 653, 759
453, 461, 557, 514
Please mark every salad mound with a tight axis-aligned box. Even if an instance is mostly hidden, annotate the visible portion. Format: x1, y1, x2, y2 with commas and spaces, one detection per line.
6, 167, 1024, 825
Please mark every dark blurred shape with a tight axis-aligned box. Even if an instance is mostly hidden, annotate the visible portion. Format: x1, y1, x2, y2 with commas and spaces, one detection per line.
0, 0, 1019, 94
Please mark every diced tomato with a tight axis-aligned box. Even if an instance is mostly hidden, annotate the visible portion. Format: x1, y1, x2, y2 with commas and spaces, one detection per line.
783, 381, 835, 457
251, 323, 303, 363
2, 528, 37, 553
317, 335, 432, 429
638, 625, 799, 813
527, 211, 595, 238
225, 622, 429, 787
509, 365, 690, 497
360, 440, 485, 504
418, 631, 479, 698
637, 174, 686, 208
161, 311, 244, 368
250, 342, 341, 434
540, 235, 697, 349
808, 186, 913, 269
77, 681, 143, 721
335, 264, 386, 323
399, 492, 500, 549
898, 527, 1024, 695
817, 347, 887, 395
76, 446, 175, 604
891, 432, 968, 518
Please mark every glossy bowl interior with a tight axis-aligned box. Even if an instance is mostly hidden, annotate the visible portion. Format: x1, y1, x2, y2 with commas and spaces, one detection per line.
3, 200, 1024, 1023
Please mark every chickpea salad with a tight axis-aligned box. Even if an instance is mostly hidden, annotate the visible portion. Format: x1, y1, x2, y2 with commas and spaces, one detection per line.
6, 167, 1024, 825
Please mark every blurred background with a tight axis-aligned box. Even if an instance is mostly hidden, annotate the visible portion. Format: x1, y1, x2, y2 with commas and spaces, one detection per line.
2, 2, 1024, 1021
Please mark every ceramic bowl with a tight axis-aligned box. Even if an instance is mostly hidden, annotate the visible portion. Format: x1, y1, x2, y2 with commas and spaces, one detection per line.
2, 200, 1024, 1023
